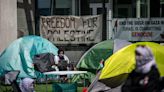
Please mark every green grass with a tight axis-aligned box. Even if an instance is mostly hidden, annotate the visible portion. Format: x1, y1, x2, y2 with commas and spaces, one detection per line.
35, 83, 84, 92
0, 84, 84, 92
0, 85, 13, 92
35, 84, 52, 92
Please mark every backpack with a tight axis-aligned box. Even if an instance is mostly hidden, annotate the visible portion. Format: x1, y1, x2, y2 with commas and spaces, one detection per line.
33, 53, 55, 72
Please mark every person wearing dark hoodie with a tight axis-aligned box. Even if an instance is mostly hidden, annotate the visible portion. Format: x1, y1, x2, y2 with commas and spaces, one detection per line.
122, 45, 161, 92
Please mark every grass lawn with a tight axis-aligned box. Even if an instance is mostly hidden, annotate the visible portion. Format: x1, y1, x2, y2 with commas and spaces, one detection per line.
35, 83, 84, 92
0, 83, 84, 92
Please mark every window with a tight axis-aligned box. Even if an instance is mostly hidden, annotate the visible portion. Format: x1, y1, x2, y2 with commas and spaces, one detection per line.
141, 0, 148, 17
161, 0, 164, 17
113, 0, 134, 18
38, 0, 51, 15
37, 0, 75, 16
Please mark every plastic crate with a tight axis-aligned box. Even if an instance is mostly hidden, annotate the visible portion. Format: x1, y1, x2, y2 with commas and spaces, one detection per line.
52, 83, 77, 92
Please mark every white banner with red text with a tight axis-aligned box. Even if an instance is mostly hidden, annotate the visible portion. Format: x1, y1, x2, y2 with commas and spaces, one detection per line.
112, 18, 164, 41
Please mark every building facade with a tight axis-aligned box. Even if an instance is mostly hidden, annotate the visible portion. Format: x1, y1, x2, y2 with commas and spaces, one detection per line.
0, 0, 17, 53
0, 0, 164, 62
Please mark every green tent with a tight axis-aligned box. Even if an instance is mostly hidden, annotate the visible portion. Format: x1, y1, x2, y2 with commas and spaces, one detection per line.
74, 39, 131, 83
0, 36, 58, 79
76, 40, 114, 71
88, 42, 164, 91
99, 42, 164, 88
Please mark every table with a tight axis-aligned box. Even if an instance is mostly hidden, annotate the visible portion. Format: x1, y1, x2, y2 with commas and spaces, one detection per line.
43, 71, 87, 92
43, 71, 87, 75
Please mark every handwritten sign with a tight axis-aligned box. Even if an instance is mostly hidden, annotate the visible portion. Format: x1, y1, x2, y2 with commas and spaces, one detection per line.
40, 15, 102, 44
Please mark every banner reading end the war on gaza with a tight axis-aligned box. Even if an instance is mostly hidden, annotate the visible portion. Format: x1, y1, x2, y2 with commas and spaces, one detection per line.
112, 18, 164, 41
40, 15, 102, 44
